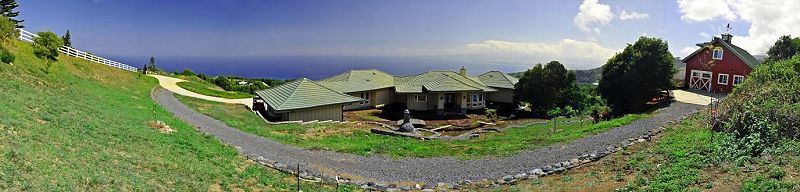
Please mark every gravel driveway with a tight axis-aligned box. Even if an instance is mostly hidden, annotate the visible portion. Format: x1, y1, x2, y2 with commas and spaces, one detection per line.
152, 87, 703, 185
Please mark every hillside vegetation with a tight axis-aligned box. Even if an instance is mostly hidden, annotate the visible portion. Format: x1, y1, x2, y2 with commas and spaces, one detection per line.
0, 41, 348, 191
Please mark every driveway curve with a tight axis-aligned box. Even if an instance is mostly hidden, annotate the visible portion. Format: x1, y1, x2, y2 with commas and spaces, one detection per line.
149, 75, 252, 108
152, 87, 703, 185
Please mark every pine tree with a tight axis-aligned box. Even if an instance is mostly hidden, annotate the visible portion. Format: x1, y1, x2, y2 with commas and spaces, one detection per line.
0, 0, 22, 28
62, 30, 71, 47
148, 56, 156, 71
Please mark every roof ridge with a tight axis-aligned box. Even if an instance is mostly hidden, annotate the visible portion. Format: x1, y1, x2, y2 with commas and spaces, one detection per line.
280, 78, 308, 109
305, 78, 364, 101
445, 73, 483, 90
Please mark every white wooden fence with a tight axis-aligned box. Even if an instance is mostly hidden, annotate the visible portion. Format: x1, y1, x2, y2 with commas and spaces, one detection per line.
17, 29, 138, 72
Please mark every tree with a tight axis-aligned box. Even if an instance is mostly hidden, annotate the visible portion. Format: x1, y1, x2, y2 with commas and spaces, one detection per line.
180, 68, 196, 76
0, 0, 22, 28
62, 30, 71, 47
765, 35, 800, 62
514, 61, 577, 114
32, 31, 64, 71
145, 56, 157, 71
546, 107, 562, 133
599, 36, 674, 115
0, 15, 16, 47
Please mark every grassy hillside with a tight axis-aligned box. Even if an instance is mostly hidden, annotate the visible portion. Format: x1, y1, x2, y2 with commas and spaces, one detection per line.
0, 41, 349, 191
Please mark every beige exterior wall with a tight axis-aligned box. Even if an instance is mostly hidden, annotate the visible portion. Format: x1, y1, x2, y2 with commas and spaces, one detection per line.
400, 93, 437, 111
278, 105, 343, 121
486, 88, 514, 103
343, 88, 396, 110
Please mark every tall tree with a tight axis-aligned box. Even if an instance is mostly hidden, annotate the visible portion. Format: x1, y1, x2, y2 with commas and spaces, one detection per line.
147, 56, 156, 71
766, 35, 800, 62
62, 30, 71, 47
599, 36, 675, 115
514, 60, 577, 114
0, 0, 22, 28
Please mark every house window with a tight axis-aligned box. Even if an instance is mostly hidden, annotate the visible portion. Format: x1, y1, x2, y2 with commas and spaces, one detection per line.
712, 48, 723, 60
717, 74, 729, 85
359, 92, 370, 105
414, 95, 427, 102
692, 71, 699, 77
733, 75, 745, 85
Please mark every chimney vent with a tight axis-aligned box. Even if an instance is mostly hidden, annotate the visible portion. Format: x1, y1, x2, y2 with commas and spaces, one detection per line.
459, 66, 466, 76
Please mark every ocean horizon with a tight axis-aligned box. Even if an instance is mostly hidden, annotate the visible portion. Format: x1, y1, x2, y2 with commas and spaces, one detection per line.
112, 55, 533, 80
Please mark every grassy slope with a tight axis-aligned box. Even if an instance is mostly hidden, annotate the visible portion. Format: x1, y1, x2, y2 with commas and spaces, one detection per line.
176, 95, 647, 159
489, 113, 799, 191
0, 42, 351, 191
176, 80, 253, 99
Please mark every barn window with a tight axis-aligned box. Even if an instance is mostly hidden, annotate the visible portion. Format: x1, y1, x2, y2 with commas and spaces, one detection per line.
712, 48, 723, 60
733, 75, 745, 85
414, 95, 427, 102
359, 92, 370, 105
717, 74, 729, 85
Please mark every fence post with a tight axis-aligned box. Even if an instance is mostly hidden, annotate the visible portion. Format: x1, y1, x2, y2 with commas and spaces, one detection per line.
296, 164, 300, 192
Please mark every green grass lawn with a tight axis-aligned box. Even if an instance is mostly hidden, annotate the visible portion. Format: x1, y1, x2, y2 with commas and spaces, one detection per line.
0, 41, 352, 191
176, 80, 254, 99
176, 95, 649, 159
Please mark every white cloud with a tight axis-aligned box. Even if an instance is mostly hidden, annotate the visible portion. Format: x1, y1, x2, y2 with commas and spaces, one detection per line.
619, 10, 650, 20
678, 46, 698, 57
699, 32, 711, 39
464, 39, 618, 69
677, 0, 800, 55
677, 0, 736, 22
574, 0, 615, 33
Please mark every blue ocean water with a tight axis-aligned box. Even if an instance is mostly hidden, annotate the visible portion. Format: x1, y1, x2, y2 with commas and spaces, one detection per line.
112, 55, 530, 80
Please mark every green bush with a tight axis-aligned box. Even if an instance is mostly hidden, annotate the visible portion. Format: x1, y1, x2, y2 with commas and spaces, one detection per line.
716, 55, 800, 157
0, 47, 13, 63
180, 68, 196, 76
740, 175, 797, 192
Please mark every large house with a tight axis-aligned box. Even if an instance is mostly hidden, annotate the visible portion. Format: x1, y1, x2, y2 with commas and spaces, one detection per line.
682, 33, 760, 93
254, 67, 519, 121
253, 78, 363, 121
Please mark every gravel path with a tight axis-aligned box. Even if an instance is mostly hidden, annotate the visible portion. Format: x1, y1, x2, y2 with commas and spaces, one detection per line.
152, 87, 703, 185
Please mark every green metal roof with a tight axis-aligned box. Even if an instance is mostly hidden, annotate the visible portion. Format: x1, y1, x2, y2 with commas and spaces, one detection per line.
476, 71, 519, 89
394, 71, 497, 93
317, 69, 395, 93
255, 78, 363, 112
682, 37, 761, 69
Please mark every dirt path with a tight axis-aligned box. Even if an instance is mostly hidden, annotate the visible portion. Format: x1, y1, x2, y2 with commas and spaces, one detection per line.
152, 86, 704, 188
149, 75, 252, 108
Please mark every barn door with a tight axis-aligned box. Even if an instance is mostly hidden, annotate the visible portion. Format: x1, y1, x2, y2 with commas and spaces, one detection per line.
689, 70, 712, 92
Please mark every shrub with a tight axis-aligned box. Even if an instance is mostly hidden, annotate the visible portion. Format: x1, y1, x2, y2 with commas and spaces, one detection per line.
180, 68, 196, 76
0, 47, 13, 63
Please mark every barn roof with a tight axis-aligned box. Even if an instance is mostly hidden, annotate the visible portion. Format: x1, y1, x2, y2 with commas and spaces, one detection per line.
255, 78, 363, 112
476, 71, 519, 89
317, 69, 395, 93
682, 37, 761, 69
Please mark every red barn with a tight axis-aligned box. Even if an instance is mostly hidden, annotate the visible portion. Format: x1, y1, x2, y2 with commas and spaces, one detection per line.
682, 33, 760, 93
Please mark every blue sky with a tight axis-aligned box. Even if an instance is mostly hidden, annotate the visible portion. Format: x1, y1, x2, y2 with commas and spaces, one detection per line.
17, 0, 797, 70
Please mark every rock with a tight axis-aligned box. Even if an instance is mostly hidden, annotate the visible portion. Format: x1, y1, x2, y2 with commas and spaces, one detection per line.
570, 158, 580, 164
400, 186, 412, 191
562, 161, 572, 167
542, 166, 553, 173
637, 138, 646, 142
502, 175, 514, 182
514, 173, 527, 180
422, 183, 434, 189
415, 184, 422, 190
530, 168, 545, 175
436, 182, 448, 188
